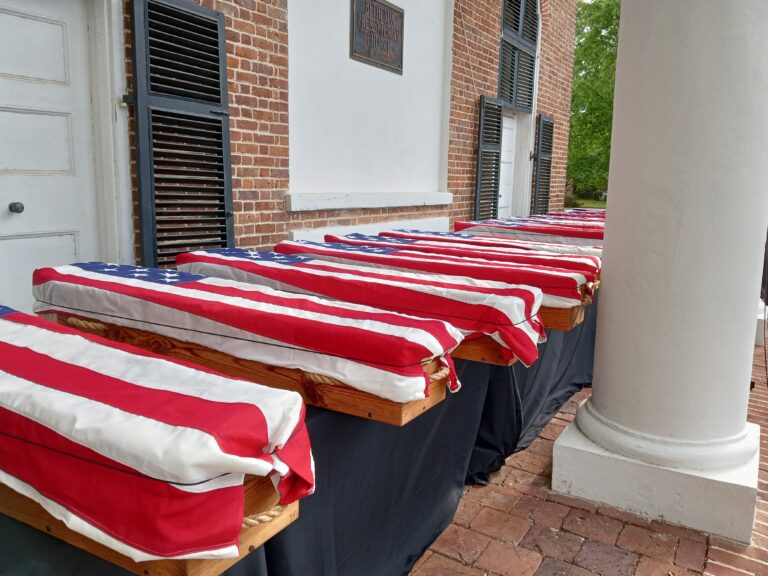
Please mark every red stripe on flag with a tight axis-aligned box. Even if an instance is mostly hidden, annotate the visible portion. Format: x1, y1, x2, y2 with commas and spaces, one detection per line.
0, 340, 271, 460
324, 235, 598, 280
33, 269, 437, 375
189, 279, 459, 352
275, 243, 584, 302
273, 406, 314, 503
454, 221, 604, 239
0, 407, 242, 557
379, 231, 581, 252
177, 254, 542, 365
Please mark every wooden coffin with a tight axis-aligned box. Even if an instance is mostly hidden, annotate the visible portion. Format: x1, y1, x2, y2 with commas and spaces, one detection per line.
452, 336, 519, 366
0, 475, 297, 576
49, 313, 448, 427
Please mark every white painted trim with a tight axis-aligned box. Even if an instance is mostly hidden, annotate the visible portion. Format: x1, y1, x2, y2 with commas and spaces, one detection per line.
289, 217, 449, 242
439, 0, 455, 194
519, 1, 543, 216
86, 0, 134, 264
554, 421, 759, 543
285, 192, 453, 212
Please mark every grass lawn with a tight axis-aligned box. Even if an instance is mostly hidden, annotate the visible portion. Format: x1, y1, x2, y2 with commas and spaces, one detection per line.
573, 198, 607, 209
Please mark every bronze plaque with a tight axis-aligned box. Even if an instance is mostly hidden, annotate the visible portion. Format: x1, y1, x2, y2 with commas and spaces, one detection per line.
350, 0, 404, 74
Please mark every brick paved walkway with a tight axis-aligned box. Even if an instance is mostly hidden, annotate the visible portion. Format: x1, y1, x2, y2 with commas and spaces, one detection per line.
410, 346, 768, 575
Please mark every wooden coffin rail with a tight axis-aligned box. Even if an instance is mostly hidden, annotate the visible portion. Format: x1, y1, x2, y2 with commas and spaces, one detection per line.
49, 313, 447, 426
453, 295, 594, 364
539, 304, 586, 332
453, 335, 518, 366
0, 476, 297, 576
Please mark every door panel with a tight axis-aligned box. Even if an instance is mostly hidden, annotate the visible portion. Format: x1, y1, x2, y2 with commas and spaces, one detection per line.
0, 0, 98, 311
0, 232, 78, 312
499, 113, 518, 218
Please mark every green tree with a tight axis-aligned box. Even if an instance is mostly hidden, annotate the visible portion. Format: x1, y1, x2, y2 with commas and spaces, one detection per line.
567, 0, 621, 197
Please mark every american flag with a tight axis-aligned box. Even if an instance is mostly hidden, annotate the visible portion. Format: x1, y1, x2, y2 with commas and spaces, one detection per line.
379, 229, 603, 257
177, 249, 546, 366
532, 214, 605, 224
274, 241, 590, 308
0, 306, 314, 561
554, 208, 606, 219
324, 233, 601, 281
32, 263, 463, 402
454, 218, 605, 246
525, 214, 606, 226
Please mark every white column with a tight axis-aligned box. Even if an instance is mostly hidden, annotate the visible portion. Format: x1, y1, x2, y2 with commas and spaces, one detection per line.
553, 0, 768, 542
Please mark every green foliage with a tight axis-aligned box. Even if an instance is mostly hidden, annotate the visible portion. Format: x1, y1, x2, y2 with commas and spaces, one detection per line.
567, 0, 621, 196
575, 198, 607, 209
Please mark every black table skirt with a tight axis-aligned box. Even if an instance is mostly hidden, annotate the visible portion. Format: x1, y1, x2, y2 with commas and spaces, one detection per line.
0, 296, 598, 576
0, 360, 492, 576
465, 295, 599, 485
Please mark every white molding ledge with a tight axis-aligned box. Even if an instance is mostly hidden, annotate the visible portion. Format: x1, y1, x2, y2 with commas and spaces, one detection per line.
285, 192, 453, 212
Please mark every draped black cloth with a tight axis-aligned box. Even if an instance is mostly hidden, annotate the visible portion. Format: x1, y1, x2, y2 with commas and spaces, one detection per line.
465, 295, 598, 485
0, 299, 598, 575
0, 361, 491, 576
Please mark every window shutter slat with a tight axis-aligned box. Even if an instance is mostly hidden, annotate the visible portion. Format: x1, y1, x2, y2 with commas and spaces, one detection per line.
531, 114, 554, 214
521, 0, 538, 44
503, 0, 521, 34
515, 50, 536, 110
132, 0, 233, 267
499, 0, 538, 112
475, 96, 504, 220
499, 41, 517, 104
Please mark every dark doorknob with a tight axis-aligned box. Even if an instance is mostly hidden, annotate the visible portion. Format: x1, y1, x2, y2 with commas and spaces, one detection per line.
8, 202, 24, 214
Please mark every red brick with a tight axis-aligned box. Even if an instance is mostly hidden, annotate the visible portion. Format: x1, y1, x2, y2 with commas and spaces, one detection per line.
501, 467, 552, 498
540, 420, 568, 441
429, 524, 490, 565
453, 499, 483, 528
616, 525, 678, 563
506, 450, 553, 476
634, 556, 698, 576
709, 535, 768, 564
703, 560, 753, 576
475, 540, 543, 576
675, 537, 707, 572
528, 437, 556, 458
548, 493, 598, 513
596, 505, 651, 528
464, 483, 523, 512
573, 540, 639, 576
648, 519, 708, 543
562, 509, 624, 546
413, 552, 487, 576
469, 507, 531, 543
520, 524, 585, 563
534, 557, 598, 576
410, 550, 432, 573
511, 495, 572, 529
706, 546, 768, 575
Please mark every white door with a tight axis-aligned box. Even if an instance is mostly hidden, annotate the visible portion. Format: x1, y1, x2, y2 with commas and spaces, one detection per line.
0, 0, 99, 312
498, 113, 518, 218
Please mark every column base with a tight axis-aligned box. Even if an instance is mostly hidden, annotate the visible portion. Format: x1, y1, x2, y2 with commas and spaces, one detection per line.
553, 421, 760, 543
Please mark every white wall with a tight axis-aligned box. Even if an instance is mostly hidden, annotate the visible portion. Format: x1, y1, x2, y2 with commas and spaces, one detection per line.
288, 0, 453, 209
290, 217, 449, 242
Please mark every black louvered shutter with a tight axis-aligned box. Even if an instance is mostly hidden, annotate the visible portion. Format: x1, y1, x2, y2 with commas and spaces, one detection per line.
499, 0, 538, 112
131, 0, 233, 267
474, 96, 504, 220
531, 114, 554, 214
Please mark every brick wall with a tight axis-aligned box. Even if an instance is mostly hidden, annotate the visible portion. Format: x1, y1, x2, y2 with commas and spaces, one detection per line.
125, 0, 291, 258
447, 0, 503, 225
535, 0, 577, 212
125, 0, 576, 258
